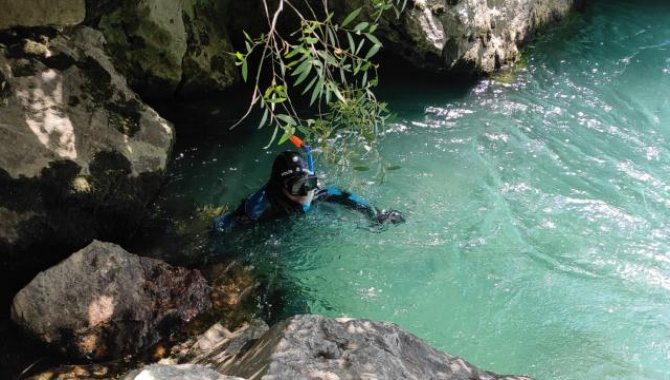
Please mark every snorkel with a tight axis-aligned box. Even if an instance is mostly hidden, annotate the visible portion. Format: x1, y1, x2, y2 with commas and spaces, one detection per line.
289, 135, 316, 212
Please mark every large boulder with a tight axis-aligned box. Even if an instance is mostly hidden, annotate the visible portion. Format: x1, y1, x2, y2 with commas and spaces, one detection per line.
337, 0, 579, 74
11, 240, 211, 360
0, 0, 85, 30
92, 0, 238, 98
179, 315, 533, 380
0, 26, 174, 293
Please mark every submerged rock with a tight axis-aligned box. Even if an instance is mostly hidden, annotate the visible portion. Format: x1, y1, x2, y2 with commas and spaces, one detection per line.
0, 0, 85, 30
0, 26, 174, 288
338, 0, 578, 74
171, 315, 532, 380
11, 240, 211, 360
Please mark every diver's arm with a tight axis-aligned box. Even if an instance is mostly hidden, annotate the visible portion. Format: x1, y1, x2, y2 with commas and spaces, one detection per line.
316, 186, 404, 224
212, 187, 272, 233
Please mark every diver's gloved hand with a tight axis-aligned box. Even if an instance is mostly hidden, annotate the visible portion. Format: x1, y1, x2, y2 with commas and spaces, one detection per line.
376, 209, 405, 225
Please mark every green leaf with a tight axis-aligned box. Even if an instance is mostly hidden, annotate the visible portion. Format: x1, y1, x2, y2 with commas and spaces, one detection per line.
356, 39, 365, 55
364, 33, 382, 46
310, 77, 323, 105
235, 51, 244, 60
264, 125, 279, 149
353, 166, 370, 171
243, 30, 253, 43
258, 109, 269, 129
277, 114, 295, 125
294, 65, 312, 86
341, 7, 362, 28
302, 75, 319, 95
333, 86, 347, 103
241, 60, 248, 82
365, 44, 381, 60
278, 129, 292, 145
292, 59, 311, 76
347, 32, 356, 54
354, 22, 369, 33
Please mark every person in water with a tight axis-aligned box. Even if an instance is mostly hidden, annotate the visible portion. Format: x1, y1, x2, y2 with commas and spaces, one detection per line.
213, 150, 404, 232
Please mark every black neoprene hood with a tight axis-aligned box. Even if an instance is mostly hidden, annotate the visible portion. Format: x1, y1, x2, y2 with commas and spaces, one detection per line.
271, 150, 309, 183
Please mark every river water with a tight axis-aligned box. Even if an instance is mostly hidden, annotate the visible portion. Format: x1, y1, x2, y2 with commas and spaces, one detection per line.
164, 1, 670, 379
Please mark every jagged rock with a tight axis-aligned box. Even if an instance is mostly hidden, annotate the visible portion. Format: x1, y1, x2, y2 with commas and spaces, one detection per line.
336, 0, 578, 74
0, 0, 85, 30
125, 364, 246, 380
182, 315, 532, 380
0, 26, 174, 286
11, 240, 211, 360
94, 0, 237, 98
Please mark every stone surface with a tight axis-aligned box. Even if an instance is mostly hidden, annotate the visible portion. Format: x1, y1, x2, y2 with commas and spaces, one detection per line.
125, 364, 246, 380
0, 26, 174, 278
11, 240, 211, 360
337, 0, 577, 74
182, 315, 533, 380
0, 0, 85, 30
94, 0, 238, 98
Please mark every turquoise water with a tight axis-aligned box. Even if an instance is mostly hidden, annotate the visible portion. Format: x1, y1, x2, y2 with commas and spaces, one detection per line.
166, 1, 670, 379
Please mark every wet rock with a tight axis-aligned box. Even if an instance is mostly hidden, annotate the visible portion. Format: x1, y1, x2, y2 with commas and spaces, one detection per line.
216, 315, 534, 380
11, 240, 211, 360
0, 0, 85, 30
336, 0, 578, 74
0, 26, 174, 291
124, 364, 246, 380
94, 0, 237, 98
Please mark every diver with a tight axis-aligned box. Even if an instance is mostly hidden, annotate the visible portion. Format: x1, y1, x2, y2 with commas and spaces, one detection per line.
213, 140, 404, 233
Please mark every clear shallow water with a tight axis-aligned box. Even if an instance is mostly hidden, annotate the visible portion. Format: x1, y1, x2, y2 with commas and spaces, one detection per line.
165, 1, 670, 379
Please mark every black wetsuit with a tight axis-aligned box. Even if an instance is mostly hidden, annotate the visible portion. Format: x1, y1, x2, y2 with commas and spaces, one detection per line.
213, 183, 399, 233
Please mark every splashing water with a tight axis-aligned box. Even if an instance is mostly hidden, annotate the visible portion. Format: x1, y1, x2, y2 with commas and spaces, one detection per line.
164, 1, 670, 378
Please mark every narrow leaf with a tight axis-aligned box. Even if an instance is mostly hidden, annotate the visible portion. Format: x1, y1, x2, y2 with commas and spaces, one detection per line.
241, 60, 248, 82
294, 65, 312, 86
258, 109, 269, 129
365, 44, 381, 60
364, 33, 382, 46
310, 77, 323, 105
264, 125, 279, 149
354, 22, 369, 33
347, 32, 356, 54
302, 75, 319, 95
341, 7, 362, 28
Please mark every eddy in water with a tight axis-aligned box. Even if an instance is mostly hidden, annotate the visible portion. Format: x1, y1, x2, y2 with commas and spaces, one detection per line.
213, 138, 405, 233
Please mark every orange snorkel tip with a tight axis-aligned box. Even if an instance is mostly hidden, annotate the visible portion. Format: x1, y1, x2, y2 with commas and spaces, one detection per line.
289, 135, 305, 148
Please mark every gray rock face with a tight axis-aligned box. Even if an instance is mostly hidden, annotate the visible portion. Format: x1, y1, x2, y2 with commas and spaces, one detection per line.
339, 0, 577, 74
0, 26, 174, 267
0, 0, 85, 30
11, 240, 211, 360
181, 315, 532, 380
93, 0, 238, 98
